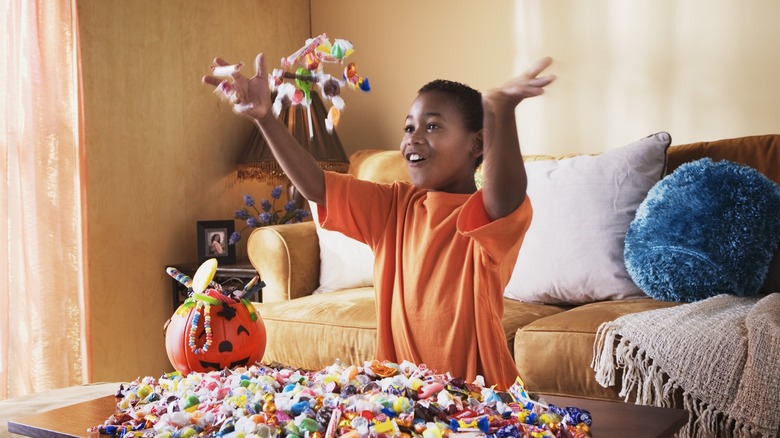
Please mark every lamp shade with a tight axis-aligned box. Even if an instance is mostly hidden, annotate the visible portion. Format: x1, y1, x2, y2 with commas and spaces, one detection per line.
236, 91, 349, 182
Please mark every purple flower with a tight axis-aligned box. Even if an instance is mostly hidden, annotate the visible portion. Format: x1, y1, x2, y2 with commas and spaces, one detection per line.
235, 208, 251, 220
234, 191, 310, 242
271, 185, 283, 200
295, 209, 310, 221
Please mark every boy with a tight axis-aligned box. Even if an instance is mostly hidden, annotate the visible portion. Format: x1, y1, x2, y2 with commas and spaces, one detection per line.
203, 54, 555, 388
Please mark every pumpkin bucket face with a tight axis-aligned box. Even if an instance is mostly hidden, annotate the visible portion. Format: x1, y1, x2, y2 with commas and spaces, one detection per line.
165, 299, 266, 375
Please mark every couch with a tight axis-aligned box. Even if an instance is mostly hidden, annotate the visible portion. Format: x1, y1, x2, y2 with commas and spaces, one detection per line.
248, 134, 780, 402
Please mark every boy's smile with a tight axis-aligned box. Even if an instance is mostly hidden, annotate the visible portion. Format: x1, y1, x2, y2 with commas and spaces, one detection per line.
401, 90, 482, 193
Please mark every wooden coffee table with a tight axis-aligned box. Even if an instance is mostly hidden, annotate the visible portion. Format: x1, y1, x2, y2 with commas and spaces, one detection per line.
541, 395, 687, 437
8, 393, 687, 438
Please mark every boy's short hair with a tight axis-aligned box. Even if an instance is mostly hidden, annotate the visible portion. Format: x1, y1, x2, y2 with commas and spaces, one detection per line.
418, 79, 483, 167
418, 80, 483, 132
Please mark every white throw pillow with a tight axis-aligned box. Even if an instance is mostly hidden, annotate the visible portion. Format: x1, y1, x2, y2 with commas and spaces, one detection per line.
504, 132, 671, 304
309, 201, 375, 294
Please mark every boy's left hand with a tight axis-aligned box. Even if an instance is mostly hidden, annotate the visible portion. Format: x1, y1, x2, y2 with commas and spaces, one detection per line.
483, 57, 556, 113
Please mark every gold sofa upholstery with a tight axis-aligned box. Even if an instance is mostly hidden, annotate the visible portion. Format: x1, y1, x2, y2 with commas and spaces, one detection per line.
249, 135, 780, 401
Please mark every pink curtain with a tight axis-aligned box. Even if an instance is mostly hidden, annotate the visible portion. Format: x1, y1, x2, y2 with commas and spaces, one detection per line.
0, 1, 91, 400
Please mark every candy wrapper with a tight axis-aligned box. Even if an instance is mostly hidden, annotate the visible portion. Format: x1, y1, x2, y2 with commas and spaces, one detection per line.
272, 33, 370, 135
90, 359, 591, 437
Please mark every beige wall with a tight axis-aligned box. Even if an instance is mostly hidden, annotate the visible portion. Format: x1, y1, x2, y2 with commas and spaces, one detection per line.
313, 0, 780, 155
78, 0, 309, 382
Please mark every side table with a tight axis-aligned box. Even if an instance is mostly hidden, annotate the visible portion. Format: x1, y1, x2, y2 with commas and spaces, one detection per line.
167, 260, 261, 311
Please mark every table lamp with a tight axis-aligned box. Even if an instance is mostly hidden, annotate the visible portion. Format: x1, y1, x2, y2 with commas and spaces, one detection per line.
236, 90, 350, 185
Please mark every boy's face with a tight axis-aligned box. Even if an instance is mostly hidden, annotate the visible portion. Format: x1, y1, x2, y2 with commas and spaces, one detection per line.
401, 91, 482, 193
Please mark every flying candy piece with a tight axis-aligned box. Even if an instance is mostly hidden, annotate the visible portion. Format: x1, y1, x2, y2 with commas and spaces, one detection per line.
292, 89, 305, 105
282, 34, 327, 70
325, 106, 340, 133
272, 83, 297, 117
329, 42, 344, 61
315, 38, 355, 63
215, 80, 253, 111
210, 63, 243, 78
295, 67, 314, 101
271, 69, 285, 89
359, 77, 371, 92
321, 77, 342, 98
214, 80, 235, 101
233, 102, 254, 113
344, 63, 358, 82
331, 95, 345, 110
303, 52, 320, 71
330, 39, 354, 60
343, 63, 370, 92
166, 267, 193, 289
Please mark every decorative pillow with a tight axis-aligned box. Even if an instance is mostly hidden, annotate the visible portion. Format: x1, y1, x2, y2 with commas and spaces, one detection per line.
309, 201, 375, 294
503, 132, 671, 304
624, 158, 780, 302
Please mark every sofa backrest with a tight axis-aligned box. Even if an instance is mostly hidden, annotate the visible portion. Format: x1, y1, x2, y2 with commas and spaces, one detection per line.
348, 149, 410, 183
665, 134, 780, 184
348, 134, 780, 185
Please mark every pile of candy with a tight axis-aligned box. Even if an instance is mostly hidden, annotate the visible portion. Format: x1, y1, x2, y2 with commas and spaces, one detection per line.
90, 360, 591, 438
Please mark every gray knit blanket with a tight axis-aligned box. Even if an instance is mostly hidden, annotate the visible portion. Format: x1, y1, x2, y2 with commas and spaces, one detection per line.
592, 293, 780, 438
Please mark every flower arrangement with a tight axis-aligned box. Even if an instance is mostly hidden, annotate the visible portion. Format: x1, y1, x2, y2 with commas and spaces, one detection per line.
230, 185, 310, 244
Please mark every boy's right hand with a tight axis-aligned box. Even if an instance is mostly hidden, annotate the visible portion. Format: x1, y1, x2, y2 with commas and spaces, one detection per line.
202, 53, 273, 123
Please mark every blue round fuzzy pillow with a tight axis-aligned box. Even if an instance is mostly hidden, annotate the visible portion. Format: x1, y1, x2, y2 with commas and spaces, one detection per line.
624, 158, 780, 302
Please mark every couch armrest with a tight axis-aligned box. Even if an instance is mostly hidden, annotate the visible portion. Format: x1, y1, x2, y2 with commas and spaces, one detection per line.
247, 222, 320, 302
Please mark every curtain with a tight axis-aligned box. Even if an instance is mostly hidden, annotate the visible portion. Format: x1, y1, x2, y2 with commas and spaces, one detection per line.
0, 0, 90, 400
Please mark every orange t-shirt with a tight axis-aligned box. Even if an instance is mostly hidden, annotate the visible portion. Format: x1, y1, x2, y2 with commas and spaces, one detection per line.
318, 172, 533, 389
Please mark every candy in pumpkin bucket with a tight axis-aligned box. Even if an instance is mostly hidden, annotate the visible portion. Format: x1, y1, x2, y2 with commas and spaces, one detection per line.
164, 258, 267, 374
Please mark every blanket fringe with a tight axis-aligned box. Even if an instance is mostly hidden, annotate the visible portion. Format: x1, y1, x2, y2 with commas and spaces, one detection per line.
593, 322, 671, 406
592, 323, 776, 438
591, 322, 618, 387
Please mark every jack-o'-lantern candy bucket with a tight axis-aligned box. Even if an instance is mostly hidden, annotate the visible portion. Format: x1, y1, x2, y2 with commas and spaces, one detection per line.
164, 259, 266, 374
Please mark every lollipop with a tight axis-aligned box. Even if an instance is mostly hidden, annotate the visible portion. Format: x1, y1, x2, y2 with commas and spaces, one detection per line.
191, 258, 218, 294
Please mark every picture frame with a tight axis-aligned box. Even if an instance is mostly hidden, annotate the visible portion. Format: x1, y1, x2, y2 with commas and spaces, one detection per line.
197, 220, 235, 264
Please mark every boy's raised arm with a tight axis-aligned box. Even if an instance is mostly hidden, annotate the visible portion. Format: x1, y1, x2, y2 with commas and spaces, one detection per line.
202, 53, 326, 205
480, 57, 555, 220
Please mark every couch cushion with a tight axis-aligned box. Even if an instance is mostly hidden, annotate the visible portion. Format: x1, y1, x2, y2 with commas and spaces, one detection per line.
514, 298, 679, 401
502, 299, 567, 351
309, 201, 375, 294
255, 287, 565, 372
348, 149, 410, 183
504, 132, 671, 305
254, 288, 377, 370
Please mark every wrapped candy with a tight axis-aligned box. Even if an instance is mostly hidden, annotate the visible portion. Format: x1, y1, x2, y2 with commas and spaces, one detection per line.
91, 359, 592, 437
210, 63, 243, 78
209, 34, 369, 131
269, 33, 370, 134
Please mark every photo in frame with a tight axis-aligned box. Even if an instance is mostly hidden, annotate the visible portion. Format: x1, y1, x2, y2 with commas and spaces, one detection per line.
197, 220, 235, 264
